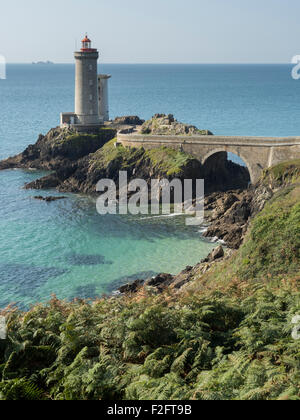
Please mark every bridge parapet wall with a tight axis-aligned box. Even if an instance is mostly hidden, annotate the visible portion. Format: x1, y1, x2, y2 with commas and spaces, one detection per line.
117, 132, 300, 184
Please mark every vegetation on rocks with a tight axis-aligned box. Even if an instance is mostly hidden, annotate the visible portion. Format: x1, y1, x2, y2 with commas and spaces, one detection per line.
51, 129, 117, 160
140, 114, 213, 136
262, 159, 300, 188
145, 147, 197, 177
0, 161, 299, 400
89, 140, 200, 179
0, 128, 117, 172
236, 186, 300, 280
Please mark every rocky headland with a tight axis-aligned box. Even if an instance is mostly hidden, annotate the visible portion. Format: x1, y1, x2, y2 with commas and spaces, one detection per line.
0, 115, 252, 247
0, 114, 248, 194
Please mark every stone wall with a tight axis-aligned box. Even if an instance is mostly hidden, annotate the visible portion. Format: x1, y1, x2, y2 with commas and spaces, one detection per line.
117, 132, 300, 183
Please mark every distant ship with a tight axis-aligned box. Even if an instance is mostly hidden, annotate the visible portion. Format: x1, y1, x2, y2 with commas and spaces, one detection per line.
32, 61, 54, 65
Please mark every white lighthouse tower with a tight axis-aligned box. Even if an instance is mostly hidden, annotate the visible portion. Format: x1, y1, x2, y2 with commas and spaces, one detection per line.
74, 35, 100, 126
60, 35, 111, 131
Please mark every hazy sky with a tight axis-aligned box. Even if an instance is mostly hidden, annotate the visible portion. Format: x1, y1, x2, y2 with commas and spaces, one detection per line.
1, 0, 300, 63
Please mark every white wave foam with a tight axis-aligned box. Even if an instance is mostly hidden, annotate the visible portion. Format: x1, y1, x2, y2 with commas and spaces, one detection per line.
139, 213, 184, 221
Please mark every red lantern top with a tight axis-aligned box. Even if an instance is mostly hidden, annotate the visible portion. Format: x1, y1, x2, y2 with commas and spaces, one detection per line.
82, 35, 91, 43
81, 34, 97, 52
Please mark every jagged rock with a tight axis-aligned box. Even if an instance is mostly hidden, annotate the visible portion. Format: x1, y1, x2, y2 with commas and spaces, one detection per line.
202, 182, 275, 249
202, 246, 225, 263
119, 273, 175, 295
26, 175, 61, 190
170, 267, 194, 290
113, 116, 145, 126
141, 114, 213, 136
203, 189, 254, 249
118, 279, 144, 294
145, 273, 174, 288
250, 185, 273, 216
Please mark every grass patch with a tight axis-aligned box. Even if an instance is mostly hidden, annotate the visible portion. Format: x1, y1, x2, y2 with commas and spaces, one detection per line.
232, 186, 300, 280
89, 139, 144, 171
145, 147, 196, 176
262, 159, 300, 186
49, 129, 117, 160
89, 142, 198, 177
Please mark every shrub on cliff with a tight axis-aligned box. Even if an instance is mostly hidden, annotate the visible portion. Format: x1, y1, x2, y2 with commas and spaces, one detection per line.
236, 185, 300, 280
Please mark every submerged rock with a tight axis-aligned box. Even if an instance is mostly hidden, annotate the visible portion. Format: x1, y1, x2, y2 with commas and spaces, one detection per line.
34, 196, 67, 202
73, 284, 97, 300
63, 254, 113, 266
0, 264, 68, 294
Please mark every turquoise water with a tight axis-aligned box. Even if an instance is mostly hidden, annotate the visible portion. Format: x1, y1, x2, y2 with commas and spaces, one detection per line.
0, 64, 299, 308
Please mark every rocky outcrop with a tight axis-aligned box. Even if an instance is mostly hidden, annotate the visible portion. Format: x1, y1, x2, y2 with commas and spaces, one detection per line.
140, 114, 213, 136
202, 246, 225, 263
113, 116, 145, 126
203, 183, 273, 249
117, 247, 228, 295
118, 279, 145, 294
33, 196, 67, 202
0, 127, 117, 172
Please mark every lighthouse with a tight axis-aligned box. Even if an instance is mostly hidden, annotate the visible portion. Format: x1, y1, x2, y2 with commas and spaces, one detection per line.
74, 35, 99, 125
60, 35, 111, 131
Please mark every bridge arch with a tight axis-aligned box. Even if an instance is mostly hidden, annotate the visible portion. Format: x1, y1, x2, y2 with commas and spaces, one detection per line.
201, 147, 256, 184
117, 132, 300, 185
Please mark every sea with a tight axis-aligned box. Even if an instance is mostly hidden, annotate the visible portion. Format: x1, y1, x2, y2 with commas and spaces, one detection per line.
0, 63, 299, 308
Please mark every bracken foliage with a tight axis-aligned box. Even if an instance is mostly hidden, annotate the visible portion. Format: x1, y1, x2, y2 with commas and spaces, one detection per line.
0, 280, 298, 400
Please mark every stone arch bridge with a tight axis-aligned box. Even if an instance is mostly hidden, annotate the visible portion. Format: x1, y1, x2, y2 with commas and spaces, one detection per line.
117, 132, 300, 184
